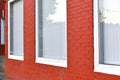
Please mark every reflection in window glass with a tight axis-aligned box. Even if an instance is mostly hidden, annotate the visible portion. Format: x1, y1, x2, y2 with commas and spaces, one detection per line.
37, 0, 67, 60
98, 0, 120, 65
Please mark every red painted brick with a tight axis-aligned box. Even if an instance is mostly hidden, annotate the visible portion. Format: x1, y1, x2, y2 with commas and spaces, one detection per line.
4, 0, 120, 80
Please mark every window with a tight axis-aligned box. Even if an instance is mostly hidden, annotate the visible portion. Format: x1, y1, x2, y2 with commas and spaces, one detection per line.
1, 10, 5, 45
36, 0, 67, 67
8, 0, 24, 60
94, 0, 120, 75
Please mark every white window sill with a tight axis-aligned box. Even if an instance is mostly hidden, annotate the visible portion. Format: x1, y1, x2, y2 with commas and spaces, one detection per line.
94, 64, 120, 75
36, 57, 67, 68
8, 55, 24, 61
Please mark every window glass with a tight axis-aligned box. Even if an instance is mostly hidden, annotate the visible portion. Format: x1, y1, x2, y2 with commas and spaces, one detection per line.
37, 0, 67, 60
9, 0, 23, 56
98, 0, 120, 65
1, 17, 5, 45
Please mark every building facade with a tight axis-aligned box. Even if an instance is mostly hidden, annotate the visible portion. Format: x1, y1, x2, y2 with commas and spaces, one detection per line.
0, 1, 5, 56
0, 0, 120, 80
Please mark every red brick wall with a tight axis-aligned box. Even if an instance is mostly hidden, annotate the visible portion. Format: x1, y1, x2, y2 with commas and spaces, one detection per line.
5, 0, 120, 80
0, 1, 5, 56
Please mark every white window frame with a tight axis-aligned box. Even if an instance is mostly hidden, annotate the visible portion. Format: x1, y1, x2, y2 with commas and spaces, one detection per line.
94, 0, 120, 75
8, 0, 24, 61
35, 0, 67, 67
